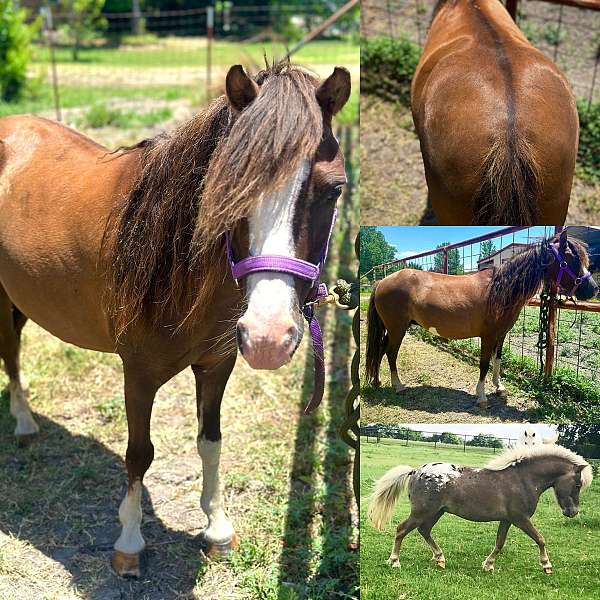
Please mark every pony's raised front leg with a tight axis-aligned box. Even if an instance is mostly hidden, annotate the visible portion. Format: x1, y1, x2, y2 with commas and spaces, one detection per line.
192, 356, 237, 558
476, 339, 494, 409
483, 520, 510, 572
387, 515, 419, 567
0, 292, 37, 444
112, 368, 158, 578
492, 337, 507, 399
516, 518, 552, 574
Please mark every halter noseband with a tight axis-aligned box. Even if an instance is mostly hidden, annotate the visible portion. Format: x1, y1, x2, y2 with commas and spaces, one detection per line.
225, 208, 337, 414
548, 243, 592, 298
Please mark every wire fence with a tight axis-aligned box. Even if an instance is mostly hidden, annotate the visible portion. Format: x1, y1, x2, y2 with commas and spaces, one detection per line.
12, 3, 358, 125
363, 226, 600, 383
362, 0, 600, 107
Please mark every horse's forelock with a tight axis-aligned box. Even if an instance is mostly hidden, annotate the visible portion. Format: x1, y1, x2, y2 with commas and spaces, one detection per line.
194, 64, 324, 253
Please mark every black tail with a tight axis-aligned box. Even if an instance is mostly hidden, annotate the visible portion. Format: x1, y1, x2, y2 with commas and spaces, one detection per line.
365, 287, 387, 387
472, 136, 541, 225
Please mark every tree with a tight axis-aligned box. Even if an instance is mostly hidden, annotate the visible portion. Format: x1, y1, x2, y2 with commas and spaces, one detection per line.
433, 243, 464, 275
438, 432, 461, 445
360, 227, 396, 280
557, 425, 600, 459
467, 433, 503, 449
480, 239, 497, 259
0, 0, 36, 102
60, 0, 107, 61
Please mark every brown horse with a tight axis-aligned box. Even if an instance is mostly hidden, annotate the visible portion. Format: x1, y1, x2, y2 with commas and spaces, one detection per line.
0, 62, 350, 576
365, 231, 597, 408
411, 0, 579, 225
368, 444, 593, 573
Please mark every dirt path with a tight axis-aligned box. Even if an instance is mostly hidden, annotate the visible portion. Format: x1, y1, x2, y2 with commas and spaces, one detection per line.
361, 96, 600, 226
361, 321, 538, 425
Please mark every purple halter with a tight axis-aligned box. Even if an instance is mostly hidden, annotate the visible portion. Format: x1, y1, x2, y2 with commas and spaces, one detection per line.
548, 243, 592, 298
225, 208, 337, 414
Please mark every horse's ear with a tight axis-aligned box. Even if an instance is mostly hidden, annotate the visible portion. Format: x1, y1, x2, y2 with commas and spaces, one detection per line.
225, 65, 259, 112
559, 229, 568, 251
316, 67, 351, 118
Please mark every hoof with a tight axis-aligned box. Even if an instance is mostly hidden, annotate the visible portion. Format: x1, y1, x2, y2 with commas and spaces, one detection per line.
206, 533, 239, 559
111, 550, 141, 578
16, 432, 38, 448
543, 567, 553, 575
476, 401, 488, 409
386, 556, 400, 568
394, 386, 406, 394
482, 561, 494, 572
436, 559, 445, 569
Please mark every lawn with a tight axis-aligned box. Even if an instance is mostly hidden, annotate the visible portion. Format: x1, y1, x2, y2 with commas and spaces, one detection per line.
360, 440, 600, 600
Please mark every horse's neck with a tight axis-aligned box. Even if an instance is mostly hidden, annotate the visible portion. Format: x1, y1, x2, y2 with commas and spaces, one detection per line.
521, 458, 568, 493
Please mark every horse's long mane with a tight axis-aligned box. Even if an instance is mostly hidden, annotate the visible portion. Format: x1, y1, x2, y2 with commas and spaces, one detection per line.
104, 62, 323, 338
486, 235, 589, 318
485, 444, 593, 489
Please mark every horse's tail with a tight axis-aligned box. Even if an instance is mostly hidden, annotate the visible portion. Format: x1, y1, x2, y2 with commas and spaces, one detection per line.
368, 465, 414, 530
472, 135, 541, 225
365, 286, 387, 387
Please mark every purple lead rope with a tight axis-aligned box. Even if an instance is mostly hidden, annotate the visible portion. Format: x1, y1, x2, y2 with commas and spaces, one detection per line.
226, 209, 337, 414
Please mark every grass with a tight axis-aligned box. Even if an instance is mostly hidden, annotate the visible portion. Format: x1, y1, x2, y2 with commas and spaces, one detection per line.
361, 441, 600, 600
0, 118, 359, 599
31, 38, 359, 69
76, 103, 172, 128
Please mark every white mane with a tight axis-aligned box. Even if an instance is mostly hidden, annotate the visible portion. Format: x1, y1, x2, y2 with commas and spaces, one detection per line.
485, 444, 593, 490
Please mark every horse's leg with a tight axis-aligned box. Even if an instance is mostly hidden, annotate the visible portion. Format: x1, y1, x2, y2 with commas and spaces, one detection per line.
112, 366, 158, 578
387, 513, 419, 567
476, 338, 495, 409
482, 520, 510, 572
417, 510, 445, 568
515, 518, 552, 574
492, 336, 507, 399
192, 355, 237, 557
387, 321, 409, 393
0, 287, 37, 444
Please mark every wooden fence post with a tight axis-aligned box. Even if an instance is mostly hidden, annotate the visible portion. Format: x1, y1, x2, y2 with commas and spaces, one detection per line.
545, 225, 563, 378
506, 0, 519, 20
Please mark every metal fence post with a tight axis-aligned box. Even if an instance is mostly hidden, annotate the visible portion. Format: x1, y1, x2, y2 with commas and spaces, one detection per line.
40, 6, 61, 122
206, 5, 214, 100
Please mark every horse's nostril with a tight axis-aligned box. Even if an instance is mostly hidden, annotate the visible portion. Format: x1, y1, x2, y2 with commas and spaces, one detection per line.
236, 322, 249, 353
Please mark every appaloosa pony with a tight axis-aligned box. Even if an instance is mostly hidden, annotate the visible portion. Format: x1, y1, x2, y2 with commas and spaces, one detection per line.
365, 231, 597, 408
369, 444, 593, 573
0, 62, 350, 576
412, 0, 579, 225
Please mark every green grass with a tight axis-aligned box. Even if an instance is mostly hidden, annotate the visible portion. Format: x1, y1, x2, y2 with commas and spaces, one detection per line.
76, 103, 172, 129
31, 39, 359, 68
361, 441, 600, 600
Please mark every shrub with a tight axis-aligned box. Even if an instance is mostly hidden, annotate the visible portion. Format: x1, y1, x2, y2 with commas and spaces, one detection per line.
361, 35, 421, 105
0, 0, 36, 102
577, 99, 600, 182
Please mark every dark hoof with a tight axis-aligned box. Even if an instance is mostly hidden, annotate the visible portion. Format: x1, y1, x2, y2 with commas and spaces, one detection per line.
111, 550, 141, 578
16, 433, 38, 448
206, 533, 239, 559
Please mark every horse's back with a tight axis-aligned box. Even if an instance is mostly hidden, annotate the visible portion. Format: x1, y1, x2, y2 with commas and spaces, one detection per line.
0, 115, 140, 351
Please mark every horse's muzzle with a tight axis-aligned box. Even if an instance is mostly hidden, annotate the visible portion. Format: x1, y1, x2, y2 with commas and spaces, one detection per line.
236, 317, 300, 370
562, 507, 578, 518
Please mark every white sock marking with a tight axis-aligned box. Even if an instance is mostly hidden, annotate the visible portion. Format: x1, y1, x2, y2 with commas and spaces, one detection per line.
197, 437, 234, 544
9, 379, 39, 436
114, 480, 145, 555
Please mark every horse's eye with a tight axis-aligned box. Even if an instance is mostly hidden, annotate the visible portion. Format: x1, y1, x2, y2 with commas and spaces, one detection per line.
329, 185, 343, 201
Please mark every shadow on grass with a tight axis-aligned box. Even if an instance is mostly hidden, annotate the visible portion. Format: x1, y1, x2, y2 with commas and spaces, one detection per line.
277, 193, 358, 597
362, 384, 536, 422
0, 389, 202, 600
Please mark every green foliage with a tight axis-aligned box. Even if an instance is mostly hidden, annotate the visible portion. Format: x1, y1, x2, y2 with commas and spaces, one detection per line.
480, 239, 497, 259
59, 0, 107, 61
558, 425, 600, 459
361, 35, 421, 105
467, 433, 503, 448
77, 102, 172, 128
434, 243, 464, 275
542, 22, 565, 46
577, 99, 600, 182
436, 432, 462, 445
0, 0, 37, 102
360, 226, 396, 280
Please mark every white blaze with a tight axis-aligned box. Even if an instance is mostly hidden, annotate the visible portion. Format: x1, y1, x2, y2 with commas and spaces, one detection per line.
245, 160, 309, 318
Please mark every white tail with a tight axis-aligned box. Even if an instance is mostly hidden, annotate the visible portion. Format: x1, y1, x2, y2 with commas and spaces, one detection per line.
368, 465, 414, 530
